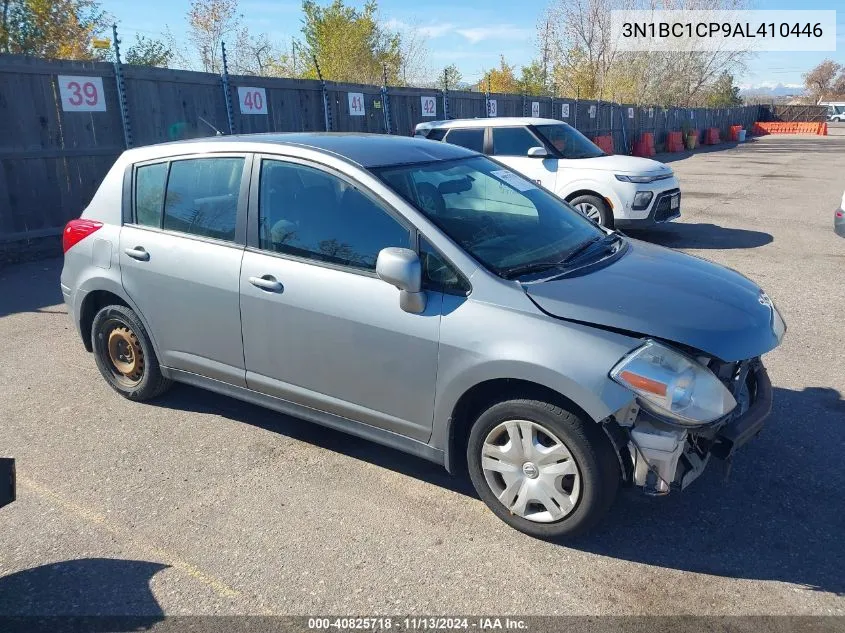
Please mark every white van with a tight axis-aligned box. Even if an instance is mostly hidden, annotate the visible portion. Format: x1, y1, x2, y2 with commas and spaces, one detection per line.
415, 117, 680, 229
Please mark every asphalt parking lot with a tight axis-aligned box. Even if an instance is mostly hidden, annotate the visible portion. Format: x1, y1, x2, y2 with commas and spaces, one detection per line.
0, 134, 843, 617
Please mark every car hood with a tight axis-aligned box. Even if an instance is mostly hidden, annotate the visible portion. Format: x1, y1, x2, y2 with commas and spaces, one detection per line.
525, 239, 785, 362
569, 154, 673, 176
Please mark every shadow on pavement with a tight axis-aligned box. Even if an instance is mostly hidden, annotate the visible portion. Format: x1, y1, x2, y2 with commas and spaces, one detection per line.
629, 223, 773, 250
0, 558, 166, 627
0, 257, 63, 318
155, 381, 844, 597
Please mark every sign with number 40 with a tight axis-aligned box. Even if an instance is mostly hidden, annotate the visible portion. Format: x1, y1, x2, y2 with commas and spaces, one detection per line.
58, 75, 106, 112
238, 87, 267, 115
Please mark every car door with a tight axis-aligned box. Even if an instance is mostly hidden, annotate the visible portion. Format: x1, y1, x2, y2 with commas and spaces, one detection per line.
119, 154, 250, 387
489, 126, 558, 191
239, 155, 444, 441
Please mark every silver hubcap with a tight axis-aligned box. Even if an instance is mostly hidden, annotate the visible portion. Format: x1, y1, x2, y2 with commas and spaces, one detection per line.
481, 420, 581, 523
575, 202, 602, 222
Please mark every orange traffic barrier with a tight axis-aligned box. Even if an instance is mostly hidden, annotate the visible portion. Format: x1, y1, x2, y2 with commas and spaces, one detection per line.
666, 131, 684, 152
632, 132, 655, 157
728, 125, 743, 141
593, 135, 614, 154
704, 127, 721, 145
752, 121, 828, 136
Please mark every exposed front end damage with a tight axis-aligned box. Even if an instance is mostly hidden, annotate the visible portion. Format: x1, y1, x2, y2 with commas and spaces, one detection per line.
607, 358, 772, 495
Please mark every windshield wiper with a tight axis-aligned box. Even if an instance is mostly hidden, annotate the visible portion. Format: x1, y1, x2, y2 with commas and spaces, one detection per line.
501, 234, 620, 280
500, 260, 568, 280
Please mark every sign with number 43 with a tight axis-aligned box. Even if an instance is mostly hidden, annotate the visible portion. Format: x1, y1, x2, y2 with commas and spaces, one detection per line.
58, 75, 106, 112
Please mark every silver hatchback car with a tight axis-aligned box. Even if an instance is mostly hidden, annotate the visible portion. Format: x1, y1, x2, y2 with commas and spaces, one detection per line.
61, 134, 785, 538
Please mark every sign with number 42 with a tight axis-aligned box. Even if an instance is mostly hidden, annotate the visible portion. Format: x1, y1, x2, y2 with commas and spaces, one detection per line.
58, 75, 106, 112
238, 87, 267, 115
421, 95, 436, 117
348, 92, 365, 116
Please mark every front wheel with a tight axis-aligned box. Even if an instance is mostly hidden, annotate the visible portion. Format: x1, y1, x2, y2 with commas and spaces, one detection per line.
467, 398, 619, 539
569, 194, 613, 228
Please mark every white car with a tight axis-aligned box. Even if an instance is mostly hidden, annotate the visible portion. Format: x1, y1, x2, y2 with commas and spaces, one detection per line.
415, 117, 681, 229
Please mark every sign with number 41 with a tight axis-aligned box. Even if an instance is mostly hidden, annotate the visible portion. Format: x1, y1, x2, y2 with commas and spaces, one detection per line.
348, 92, 365, 116
58, 75, 106, 112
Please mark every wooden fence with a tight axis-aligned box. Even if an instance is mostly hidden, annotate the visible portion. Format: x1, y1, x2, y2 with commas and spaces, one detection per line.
0, 54, 766, 262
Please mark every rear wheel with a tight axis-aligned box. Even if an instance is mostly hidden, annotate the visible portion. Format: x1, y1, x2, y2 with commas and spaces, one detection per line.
467, 397, 619, 539
569, 194, 613, 228
91, 304, 172, 401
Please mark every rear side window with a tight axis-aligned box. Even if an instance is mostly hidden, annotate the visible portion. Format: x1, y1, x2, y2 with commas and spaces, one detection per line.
444, 128, 484, 153
134, 163, 168, 227
492, 127, 543, 156
163, 158, 244, 242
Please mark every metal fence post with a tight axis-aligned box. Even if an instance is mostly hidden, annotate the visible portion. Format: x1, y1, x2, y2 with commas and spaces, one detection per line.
442, 67, 450, 120
485, 77, 491, 117
381, 64, 392, 135
220, 42, 235, 134
313, 55, 331, 132
112, 24, 133, 148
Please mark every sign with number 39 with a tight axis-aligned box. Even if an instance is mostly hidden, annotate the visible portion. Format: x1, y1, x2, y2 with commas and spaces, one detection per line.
58, 75, 106, 112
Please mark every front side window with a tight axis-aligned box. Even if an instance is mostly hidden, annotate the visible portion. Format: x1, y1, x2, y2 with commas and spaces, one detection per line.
258, 159, 410, 271
162, 157, 244, 242
534, 124, 605, 159
491, 127, 543, 156
373, 156, 603, 278
444, 128, 484, 153
134, 162, 168, 227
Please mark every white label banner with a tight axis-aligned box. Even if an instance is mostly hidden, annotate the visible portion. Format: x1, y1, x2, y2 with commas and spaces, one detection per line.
348, 92, 365, 116
421, 95, 436, 117
610, 10, 836, 52
531, 101, 540, 117
238, 87, 267, 114
491, 170, 536, 192
58, 76, 106, 112
561, 103, 570, 118
628, 107, 634, 119
588, 105, 596, 118
487, 99, 497, 117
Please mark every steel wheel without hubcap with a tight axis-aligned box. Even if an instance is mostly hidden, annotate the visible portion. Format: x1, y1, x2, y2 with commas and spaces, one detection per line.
481, 419, 581, 523
105, 325, 144, 386
574, 202, 602, 222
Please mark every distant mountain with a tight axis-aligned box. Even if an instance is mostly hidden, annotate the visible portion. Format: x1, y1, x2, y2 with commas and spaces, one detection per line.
739, 83, 805, 98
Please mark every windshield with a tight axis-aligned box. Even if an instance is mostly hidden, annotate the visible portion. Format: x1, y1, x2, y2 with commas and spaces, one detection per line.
373, 156, 604, 278
534, 124, 606, 159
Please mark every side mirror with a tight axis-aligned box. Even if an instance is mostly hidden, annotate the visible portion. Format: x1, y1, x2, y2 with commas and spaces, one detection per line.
527, 146, 548, 157
376, 247, 426, 314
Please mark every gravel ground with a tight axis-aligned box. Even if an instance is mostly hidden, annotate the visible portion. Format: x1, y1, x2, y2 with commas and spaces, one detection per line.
0, 134, 843, 617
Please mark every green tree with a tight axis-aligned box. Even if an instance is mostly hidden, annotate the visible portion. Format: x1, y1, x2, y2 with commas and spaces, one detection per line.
300, 0, 402, 85
438, 63, 462, 90
1, 0, 108, 58
519, 59, 547, 96
124, 34, 172, 67
705, 72, 742, 107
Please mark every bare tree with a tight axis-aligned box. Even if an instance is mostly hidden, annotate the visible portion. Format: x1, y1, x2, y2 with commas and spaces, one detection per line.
187, 0, 241, 73
804, 59, 842, 102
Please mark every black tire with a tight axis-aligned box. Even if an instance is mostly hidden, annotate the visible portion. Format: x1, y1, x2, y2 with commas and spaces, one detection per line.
568, 193, 613, 228
467, 398, 619, 540
91, 304, 172, 401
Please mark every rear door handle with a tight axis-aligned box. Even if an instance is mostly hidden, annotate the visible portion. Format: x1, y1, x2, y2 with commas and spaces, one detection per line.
249, 275, 283, 292
124, 247, 149, 261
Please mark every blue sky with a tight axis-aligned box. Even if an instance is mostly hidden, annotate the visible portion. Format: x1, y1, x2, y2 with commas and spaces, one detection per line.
100, 0, 843, 90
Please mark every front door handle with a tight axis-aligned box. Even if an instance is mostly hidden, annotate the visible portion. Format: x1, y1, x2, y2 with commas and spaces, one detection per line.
124, 247, 150, 261
249, 275, 283, 292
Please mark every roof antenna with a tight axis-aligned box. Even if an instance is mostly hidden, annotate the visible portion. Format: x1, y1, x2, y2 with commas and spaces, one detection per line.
198, 116, 224, 136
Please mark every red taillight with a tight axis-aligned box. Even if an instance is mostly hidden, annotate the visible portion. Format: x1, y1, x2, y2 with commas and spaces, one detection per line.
837, 210, 844, 218
63, 218, 103, 253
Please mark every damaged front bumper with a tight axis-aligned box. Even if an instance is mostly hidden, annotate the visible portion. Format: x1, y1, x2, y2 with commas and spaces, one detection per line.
608, 360, 772, 495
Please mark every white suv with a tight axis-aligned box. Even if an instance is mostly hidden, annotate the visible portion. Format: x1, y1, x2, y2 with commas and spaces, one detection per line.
415, 117, 681, 229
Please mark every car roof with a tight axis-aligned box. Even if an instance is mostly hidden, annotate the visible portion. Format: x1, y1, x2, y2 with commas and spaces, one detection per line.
417, 117, 566, 130
135, 132, 477, 168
